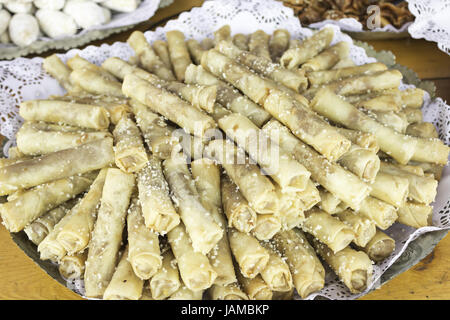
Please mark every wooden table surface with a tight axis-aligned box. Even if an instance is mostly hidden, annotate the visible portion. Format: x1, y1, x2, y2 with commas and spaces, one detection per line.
0, 0, 449, 300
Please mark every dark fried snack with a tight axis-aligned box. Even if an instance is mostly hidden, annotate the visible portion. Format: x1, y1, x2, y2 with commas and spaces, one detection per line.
282, 0, 414, 30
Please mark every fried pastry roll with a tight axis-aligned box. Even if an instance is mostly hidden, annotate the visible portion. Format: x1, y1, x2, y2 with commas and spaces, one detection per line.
123, 74, 216, 137
312, 238, 373, 294
137, 155, 180, 234
19, 100, 110, 130
311, 88, 418, 165
184, 64, 271, 127
201, 50, 351, 161
59, 252, 88, 280
213, 25, 231, 44
16, 121, 111, 156
186, 39, 206, 65
209, 283, 249, 300
280, 27, 334, 69
1, 173, 94, 232
269, 29, 290, 62
84, 168, 135, 298
24, 201, 75, 245
397, 202, 433, 228
127, 30, 175, 81
216, 40, 308, 92
56, 169, 108, 254
237, 272, 273, 300
127, 198, 162, 280
191, 159, 237, 285
169, 286, 204, 300
335, 209, 377, 247
218, 112, 310, 192
302, 208, 355, 253
149, 249, 181, 300
370, 171, 409, 207
163, 155, 223, 254
361, 229, 395, 262
0, 138, 113, 196
379, 162, 438, 205
232, 33, 249, 51
129, 99, 178, 160
273, 229, 325, 299
103, 247, 144, 300
262, 120, 370, 210
113, 115, 148, 173
152, 40, 173, 69
259, 244, 293, 292
358, 196, 398, 230
228, 228, 270, 279
221, 175, 257, 233
301, 41, 350, 72
168, 223, 217, 291
166, 30, 192, 81
248, 30, 271, 60
337, 144, 380, 183
253, 214, 282, 241
38, 198, 86, 262
69, 68, 124, 97
306, 62, 387, 86
43, 54, 82, 93
205, 139, 278, 214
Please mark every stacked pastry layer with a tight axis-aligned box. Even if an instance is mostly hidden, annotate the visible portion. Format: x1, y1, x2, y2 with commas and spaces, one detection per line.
0, 25, 448, 300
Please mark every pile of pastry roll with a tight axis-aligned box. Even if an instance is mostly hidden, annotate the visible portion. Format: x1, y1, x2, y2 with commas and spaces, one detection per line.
0, 25, 448, 300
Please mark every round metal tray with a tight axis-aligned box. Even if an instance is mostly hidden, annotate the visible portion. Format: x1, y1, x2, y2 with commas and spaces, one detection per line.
0, 27, 446, 300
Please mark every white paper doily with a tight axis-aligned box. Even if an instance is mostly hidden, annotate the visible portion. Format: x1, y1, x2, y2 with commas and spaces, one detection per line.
0, 0, 449, 300
407, 0, 450, 55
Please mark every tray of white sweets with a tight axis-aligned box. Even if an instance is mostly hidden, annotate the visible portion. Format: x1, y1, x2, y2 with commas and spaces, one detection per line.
0, 0, 174, 60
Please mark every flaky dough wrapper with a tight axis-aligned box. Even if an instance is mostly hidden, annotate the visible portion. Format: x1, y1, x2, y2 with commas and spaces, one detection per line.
280, 27, 334, 69
137, 155, 180, 234
0, 138, 114, 196
113, 116, 148, 173
127, 198, 162, 280
273, 229, 325, 299
56, 169, 108, 255
302, 208, 355, 253
205, 139, 278, 214
312, 238, 373, 294
168, 223, 217, 291
228, 228, 270, 279
84, 168, 135, 298
19, 100, 110, 130
1, 173, 94, 233
163, 155, 223, 255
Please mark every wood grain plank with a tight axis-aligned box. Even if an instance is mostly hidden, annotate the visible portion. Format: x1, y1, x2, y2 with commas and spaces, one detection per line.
0, 219, 83, 300
433, 78, 450, 103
